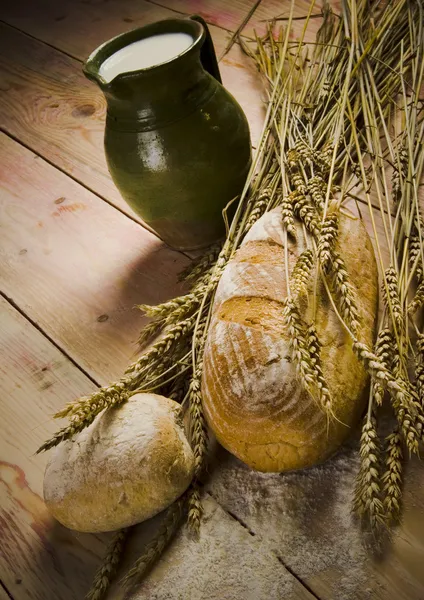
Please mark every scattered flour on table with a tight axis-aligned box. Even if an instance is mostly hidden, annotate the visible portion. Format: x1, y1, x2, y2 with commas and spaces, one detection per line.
207, 442, 372, 600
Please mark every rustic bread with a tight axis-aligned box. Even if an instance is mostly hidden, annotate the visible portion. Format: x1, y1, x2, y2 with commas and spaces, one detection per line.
202, 208, 378, 472
43, 393, 194, 532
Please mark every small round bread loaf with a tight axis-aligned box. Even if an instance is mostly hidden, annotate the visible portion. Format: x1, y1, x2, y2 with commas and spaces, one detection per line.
44, 393, 194, 532
202, 208, 378, 472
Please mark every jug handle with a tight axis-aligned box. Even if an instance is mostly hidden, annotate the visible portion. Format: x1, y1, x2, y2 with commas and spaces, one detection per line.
190, 15, 222, 84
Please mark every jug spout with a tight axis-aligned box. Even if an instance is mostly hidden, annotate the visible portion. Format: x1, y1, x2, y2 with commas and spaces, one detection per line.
83, 17, 209, 88
83, 17, 221, 130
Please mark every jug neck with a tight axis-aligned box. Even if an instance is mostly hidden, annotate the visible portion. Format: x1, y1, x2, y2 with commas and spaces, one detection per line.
103, 53, 216, 132
83, 17, 220, 132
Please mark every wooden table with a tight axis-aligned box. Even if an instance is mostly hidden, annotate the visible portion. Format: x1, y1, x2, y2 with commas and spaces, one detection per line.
0, 1, 423, 599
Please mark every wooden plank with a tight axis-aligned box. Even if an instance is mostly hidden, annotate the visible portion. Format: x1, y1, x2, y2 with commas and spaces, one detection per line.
0, 296, 106, 600
0, 296, 315, 600
146, 0, 261, 32
241, 0, 327, 38
0, 133, 188, 384
206, 440, 424, 600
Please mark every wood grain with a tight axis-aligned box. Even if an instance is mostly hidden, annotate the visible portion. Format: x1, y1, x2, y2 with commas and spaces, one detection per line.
145, 0, 261, 33
0, 133, 188, 384
0, 296, 106, 600
241, 0, 327, 38
0, 0, 193, 62
0, 297, 315, 600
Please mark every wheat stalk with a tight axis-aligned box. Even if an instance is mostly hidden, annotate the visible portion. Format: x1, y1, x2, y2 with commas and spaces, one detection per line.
86, 528, 129, 600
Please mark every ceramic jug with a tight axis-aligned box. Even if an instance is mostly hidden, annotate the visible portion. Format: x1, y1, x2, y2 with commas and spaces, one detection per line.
83, 16, 251, 250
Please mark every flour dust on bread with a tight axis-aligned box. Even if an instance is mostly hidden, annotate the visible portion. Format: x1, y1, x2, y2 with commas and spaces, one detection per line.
43, 393, 194, 532
202, 208, 378, 473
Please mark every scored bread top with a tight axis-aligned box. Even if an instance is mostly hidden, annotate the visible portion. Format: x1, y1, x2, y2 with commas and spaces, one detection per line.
202, 208, 378, 472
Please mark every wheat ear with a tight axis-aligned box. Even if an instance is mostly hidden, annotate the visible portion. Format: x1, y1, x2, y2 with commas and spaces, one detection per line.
383, 267, 403, 327
352, 340, 418, 455
125, 317, 196, 376
122, 496, 185, 586
382, 429, 403, 523
317, 211, 339, 272
138, 291, 202, 322
353, 415, 384, 527
291, 249, 314, 296
283, 298, 317, 395
307, 323, 333, 416
292, 193, 321, 237
178, 242, 222, 283
85, 528, 129, 600
245, 187, 270, 231
330, 252, 360, 333
187, 485, 203, 536
281, 193, 297, 238
416, 334, 424, 403
189, 363, 208, 480
372, 327, 394, 406
307, 175, 326, 212
409, 231, 423, 282
37, 381, 131, 453
408, 280, 424, 315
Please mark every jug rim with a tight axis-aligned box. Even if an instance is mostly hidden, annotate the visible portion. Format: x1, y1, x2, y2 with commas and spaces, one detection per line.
83, 17, 205, 87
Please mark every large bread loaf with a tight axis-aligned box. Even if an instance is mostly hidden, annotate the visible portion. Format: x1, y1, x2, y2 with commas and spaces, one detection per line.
202, 208, 378, 472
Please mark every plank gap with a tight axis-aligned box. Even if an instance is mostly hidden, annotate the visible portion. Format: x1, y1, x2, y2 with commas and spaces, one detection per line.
275, 556, 323, 600
0, 290, 101, 389
207, 489, 257, 536
143, 0, 234, 34
0, 128, 193, 261
0, 18, 82, 63
207, 489, 322, 599
0, 581, 14, 600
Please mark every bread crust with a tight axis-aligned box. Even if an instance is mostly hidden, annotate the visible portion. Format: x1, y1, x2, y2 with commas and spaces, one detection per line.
43, 393, 194, 532
202, 208, 378, 472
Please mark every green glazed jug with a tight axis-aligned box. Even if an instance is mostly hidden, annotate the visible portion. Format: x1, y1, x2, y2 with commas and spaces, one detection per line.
83, 16, 251, 250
